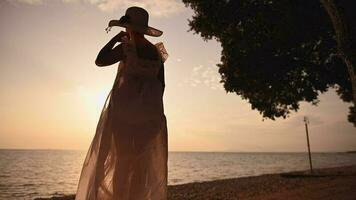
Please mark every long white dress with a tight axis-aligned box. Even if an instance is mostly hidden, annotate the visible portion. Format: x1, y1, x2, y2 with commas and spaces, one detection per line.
75, 38, 168, 200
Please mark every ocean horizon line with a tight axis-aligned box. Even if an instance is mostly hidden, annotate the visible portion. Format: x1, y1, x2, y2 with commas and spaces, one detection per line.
0, 148, 354, 153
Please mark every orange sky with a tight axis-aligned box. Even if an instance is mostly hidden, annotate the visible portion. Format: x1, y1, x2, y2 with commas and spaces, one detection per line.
1, 0, 355, 152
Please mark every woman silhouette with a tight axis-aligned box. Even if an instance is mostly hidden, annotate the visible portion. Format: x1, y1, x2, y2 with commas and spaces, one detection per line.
75, 6, 168, 200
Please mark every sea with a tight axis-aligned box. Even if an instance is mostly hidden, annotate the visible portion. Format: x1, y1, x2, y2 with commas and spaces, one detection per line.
1, 150, 356, 200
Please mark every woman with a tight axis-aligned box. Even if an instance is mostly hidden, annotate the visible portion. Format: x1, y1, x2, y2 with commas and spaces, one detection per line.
75, 6, 168, 200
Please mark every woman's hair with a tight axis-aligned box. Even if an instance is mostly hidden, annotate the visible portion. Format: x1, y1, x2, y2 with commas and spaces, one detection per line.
132, 30, 144, 37
126, 27, 144, 38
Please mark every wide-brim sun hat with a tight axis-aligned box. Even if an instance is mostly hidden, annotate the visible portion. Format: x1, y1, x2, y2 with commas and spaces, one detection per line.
106, 6, 163, 37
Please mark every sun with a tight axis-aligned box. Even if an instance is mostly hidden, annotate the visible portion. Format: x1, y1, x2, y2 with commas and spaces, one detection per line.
75, 86, 111, 119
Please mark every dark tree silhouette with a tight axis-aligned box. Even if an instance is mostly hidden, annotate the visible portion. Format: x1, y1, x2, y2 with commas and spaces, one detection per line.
183, 0, 356, 126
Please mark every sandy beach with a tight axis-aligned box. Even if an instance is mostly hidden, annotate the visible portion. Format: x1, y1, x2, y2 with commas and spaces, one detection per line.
34, 165, 356, 200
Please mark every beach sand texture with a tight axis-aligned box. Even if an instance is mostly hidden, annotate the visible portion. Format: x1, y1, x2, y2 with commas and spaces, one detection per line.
35, 165, 356, 200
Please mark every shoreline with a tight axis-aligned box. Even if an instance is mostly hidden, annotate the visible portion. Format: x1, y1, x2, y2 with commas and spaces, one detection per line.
35, 165, 356, 200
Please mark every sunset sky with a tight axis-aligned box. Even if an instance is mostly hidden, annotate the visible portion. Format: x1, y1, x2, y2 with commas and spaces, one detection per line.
1, 0, 355, 152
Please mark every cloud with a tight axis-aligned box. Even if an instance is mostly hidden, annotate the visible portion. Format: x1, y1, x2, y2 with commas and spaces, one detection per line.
12, 0, 42, 4
94, 0, 185, 17
186, 64, 224, 90
10, 0, 185, 17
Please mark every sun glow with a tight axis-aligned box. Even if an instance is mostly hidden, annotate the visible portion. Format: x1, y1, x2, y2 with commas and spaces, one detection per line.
75, 86, 110, 119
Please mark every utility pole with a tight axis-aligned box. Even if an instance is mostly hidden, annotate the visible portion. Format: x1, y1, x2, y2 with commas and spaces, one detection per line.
304, 116, 313, 174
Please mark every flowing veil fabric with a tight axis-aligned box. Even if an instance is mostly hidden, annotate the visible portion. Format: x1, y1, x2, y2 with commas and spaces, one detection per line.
75, 39, 168, 200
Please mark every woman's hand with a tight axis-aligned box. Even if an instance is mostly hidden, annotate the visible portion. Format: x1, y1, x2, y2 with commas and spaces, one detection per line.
113, 31, 130, 43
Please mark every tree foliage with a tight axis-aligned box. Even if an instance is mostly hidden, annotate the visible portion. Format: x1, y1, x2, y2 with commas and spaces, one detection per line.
183, 0, 355, 125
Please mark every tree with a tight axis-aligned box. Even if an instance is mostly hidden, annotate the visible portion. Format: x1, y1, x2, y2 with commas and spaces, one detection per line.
183, 0, 356, 126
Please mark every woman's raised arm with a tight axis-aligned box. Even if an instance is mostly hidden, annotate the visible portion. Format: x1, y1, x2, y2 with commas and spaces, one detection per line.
95, 31, 128, 67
